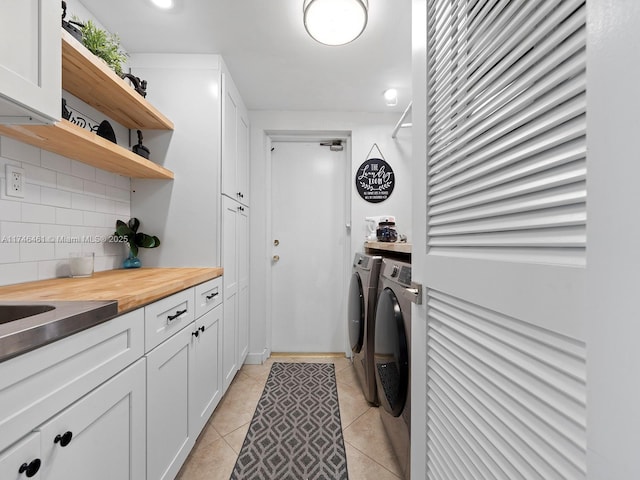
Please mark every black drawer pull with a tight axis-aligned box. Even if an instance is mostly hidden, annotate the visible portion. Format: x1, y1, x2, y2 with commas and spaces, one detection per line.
19, 459, 41, 477
199, 326, 205, 333
192, 330, 199, 338
54, 431, 73, 447
167, 309, 187, 321
205, 292, 219, 300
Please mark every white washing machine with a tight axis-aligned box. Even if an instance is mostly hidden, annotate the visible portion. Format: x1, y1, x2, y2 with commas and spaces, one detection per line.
348, 252, 382, 405
374, 258, 411, 479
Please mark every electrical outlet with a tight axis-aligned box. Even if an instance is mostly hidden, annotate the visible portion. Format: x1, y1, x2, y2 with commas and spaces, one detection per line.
5, 165, 25, 198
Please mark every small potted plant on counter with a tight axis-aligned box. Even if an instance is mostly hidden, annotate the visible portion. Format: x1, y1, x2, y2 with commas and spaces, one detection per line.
115, 218, 160, 268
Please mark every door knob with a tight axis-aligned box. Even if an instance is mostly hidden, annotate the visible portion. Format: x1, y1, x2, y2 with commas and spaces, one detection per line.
272, 255, 280, 262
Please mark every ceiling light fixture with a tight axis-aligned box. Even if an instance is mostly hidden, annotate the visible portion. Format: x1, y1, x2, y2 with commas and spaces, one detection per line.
150, 0, 174, 9
303, 0, 369, 46
384, 88, 398, 106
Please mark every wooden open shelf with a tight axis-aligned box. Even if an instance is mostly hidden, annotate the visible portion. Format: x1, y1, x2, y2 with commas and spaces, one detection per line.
61, 29, 173, 130
0, 120, 174, 179
0, 29, 175, 179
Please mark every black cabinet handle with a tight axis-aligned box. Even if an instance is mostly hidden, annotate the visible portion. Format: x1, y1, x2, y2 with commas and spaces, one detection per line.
167, 309, 187, 321
237, 191, 242, 197
205, 292, 219, 300
192, 330, 199, 338
199, 326, 205, 333
19, 459, 41, 477
54, 431, 73, 447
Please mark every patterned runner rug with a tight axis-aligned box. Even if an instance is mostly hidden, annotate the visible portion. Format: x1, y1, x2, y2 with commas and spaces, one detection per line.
230, 362, 349, 480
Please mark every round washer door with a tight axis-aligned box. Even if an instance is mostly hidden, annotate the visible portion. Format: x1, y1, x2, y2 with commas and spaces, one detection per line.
374, 286, 408, 417
348, 272, 365, 353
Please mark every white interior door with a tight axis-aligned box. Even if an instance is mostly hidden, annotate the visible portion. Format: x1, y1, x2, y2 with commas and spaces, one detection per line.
270, 141, 348, 353
412, 1, 587, 478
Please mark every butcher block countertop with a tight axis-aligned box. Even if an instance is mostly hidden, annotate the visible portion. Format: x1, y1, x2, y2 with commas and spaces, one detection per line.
0, 267, 223, 314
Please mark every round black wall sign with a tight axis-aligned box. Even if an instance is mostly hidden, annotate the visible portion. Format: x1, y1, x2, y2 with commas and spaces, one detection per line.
355, 158, 395, 203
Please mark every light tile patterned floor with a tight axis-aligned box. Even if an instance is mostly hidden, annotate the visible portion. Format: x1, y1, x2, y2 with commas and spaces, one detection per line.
177, 354, 402, 480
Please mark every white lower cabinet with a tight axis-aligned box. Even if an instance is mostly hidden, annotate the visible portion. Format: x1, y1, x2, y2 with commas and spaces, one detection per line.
38, 359, 146, 480
146, 278, 223, 480
146, 324, 194, 480
190, 305, 223, 434
0, 432, 41, 480
0, 277, 225, 480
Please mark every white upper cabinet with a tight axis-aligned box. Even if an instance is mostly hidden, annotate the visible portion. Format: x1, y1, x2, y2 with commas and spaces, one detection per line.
221, 70, 250, 206
0, 0, 61, 124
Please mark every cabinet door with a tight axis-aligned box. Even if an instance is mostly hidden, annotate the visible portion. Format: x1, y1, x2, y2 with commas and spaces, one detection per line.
222, 197, 239, 391
237, 206, 250, 366
146, 325, 194, 480
190, 305, 223, 434
237, 108, 250, 205
221, 72, 249, 204
0, 0, 60, 123
0, 433, 41, 480
221, 72, 238, 198
37, 359, 146, 480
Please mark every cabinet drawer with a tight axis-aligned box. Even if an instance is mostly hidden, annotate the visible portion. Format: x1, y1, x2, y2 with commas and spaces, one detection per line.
194, 277, 223, 318
144, 289, 195, 352
0, 432, 41, 480
0, 310, 144, 453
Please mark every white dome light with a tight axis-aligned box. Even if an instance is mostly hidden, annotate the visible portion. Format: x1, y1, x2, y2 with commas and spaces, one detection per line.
384, 88, 398, 106
150, 0, 174, 9
303, 0, 369, 46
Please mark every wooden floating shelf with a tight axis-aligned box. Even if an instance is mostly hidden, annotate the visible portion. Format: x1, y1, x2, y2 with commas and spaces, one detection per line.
61, 28, 174, 130
364, 241, 412, 254
0, 120, 174, 179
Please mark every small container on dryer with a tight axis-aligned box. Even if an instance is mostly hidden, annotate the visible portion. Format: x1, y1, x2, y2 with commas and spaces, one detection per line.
376, 221, 398, 242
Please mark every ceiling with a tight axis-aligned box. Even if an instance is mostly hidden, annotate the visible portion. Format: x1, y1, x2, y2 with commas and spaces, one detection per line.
79, 0, 412, 113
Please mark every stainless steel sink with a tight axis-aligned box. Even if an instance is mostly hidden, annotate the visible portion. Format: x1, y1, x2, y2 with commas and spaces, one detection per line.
0, 304, 56, 324
0, 300, 118, 362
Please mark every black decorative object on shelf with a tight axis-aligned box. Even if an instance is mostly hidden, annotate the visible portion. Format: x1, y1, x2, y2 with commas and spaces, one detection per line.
121, 73, 148, 98
96, 120, 116, 143
61, 99, 71, 120
132, 130, 150, 159
61, 1, 83, 42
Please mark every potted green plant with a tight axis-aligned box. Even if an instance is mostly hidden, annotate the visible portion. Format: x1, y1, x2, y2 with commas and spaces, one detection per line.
76, 18, 128, 76
115, 218, 160, 268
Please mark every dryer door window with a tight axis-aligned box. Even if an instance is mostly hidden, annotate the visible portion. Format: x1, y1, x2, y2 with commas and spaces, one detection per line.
374, 287, 409, 417
348, 272, 365, 353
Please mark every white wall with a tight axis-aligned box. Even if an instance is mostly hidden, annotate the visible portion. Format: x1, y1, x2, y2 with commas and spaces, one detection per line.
0, 135, 131, 286
248, 110, 412, 362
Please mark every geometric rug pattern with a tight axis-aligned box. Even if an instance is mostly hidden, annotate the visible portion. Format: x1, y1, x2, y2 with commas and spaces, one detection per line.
230, 362, 349, 480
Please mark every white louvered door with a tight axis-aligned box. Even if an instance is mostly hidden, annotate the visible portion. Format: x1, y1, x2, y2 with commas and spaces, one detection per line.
412, 1, 587, 479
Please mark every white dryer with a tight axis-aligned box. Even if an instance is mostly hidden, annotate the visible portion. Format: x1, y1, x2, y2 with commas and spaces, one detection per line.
348, 252, 382, 405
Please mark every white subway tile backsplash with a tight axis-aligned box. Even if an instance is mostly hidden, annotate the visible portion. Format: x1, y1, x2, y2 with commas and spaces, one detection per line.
20, 243, 55, 262
57, 172, 84, 193
23, 163, 57, 188
71, 193, 96, 211
95, 197, 116, 214
41, 151, 71, 174
41, 187, 72, 208
38, 259, 70, 280
70, 160, 96, 181
0, 199, 21, 222
55, 208, 85, 226
0, 263, 39, 287
22, 204, 56, 224
106, 185, 130, 202
84, 180, 106, 197
0, 244, 19, 263
83, 211, 106, 227
0, 135, 132, 284
0, 137, 40, 166
1, 221, 40, 238
95, 169, 118, 187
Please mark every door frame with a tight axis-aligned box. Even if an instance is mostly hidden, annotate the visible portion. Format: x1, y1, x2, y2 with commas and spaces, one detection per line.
264, 131, 353, 357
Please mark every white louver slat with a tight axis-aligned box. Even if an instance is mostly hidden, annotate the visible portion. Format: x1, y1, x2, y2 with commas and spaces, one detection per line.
426, 0, 587, 266
426, 290, 587, 480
